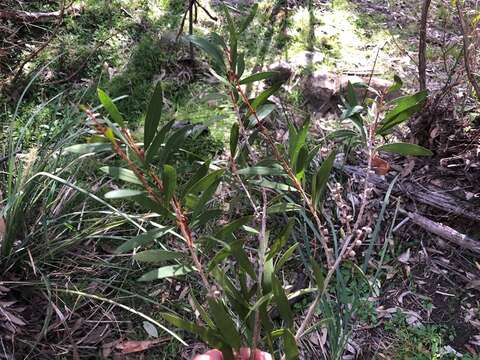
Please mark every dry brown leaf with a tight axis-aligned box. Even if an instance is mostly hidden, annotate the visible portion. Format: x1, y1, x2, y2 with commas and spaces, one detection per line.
116, 339, 165, 354
372, 156, 390, 175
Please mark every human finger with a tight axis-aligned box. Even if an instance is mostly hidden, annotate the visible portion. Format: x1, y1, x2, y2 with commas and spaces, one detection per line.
192, 349, 223, 360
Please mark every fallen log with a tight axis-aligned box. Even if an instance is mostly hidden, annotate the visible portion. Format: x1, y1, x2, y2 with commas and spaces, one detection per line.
0, 5, 82, 23
405, 211, 480, 254
341, 165, 480, 222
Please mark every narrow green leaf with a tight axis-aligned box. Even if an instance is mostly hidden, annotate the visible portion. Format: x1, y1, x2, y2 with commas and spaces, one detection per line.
272, 274, 294, 328
236, 52, 245, 78
251, 83, 282, 111
188, 169, 225, 195
134, 250, 183, 263
346, 81, 358, 106
207, 298, 242, 349
215, 216, 252, 241
263, 257, 274, 294
267, 202, 301, 214
377, 90, 428, 134
283, 329, 300, 360
288, 121, 309, 169
187, 35, 226, 72
388, 74, 403, 93
231, 241, 257, 279
157, 126, 190, 166
132, 195, 173, 219
267, 218, 295, 260
249, 179, 296, 192
145, 119, 175, 164
100, 166, 141, 185
310, 257, 325, 291
377, 142, 433, 156
275, 243, 299, 271
237, 166, 284, 176
327, 129, 358, 141
239, 3, 258, 33
161, 313, 222, 348
229, 123, 239, 157
116, 227, 172, 253
312, 150, 336, 209
190, 291, 215, 329
144, 82, 163, 150
239, 71, 280, 85
246, 103, 276, 127
162, 165, 177, 202
138, 264, 193, 281
105, 189, 144, 199
65, 143, 112, 154
97, 88, 125, 127
222, 5, 237, 70
192, 177, 222, 219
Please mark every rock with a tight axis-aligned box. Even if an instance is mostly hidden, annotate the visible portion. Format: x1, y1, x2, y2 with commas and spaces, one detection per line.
302, 70, 394, 113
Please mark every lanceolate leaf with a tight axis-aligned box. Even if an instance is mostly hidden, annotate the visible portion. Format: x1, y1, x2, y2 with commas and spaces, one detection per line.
161, 313, 222, 348
137, 264, 193, 281
116, 227, 173, 253
97, 88, 125, 127
187, 35, 226, 73
134, 250, 183, 263
162, 165, 177, 203
230, 241, 257, 279
250, 83, 282, 111
105, 189, 144, 199
229, 123, 239, 157
132, 195, 174, 220
215, 216, 252, 241
65, 143, 112, 154
236, 52, 245, 78
100, 166, 141, 185
237, 166, 284, 176
207, 298, 242, 349
310, 257, 325, 290
388, 74, 403, 93
157, 126, 191, 166
271, 274, 294, 329
222, 5, 237, 69
267, 218, 295, 260
283, 329, 300, 360
377, 142, 433, 156
145, 119, 175, 164
275, 243, 299, 271
192, 177, 222, 219
239, 71, 280, 85
238, 3, 258, 33
312, 150, 336, 209
187, 169, 225, 195
377, 90, 428, 134
144, 82, 163, 150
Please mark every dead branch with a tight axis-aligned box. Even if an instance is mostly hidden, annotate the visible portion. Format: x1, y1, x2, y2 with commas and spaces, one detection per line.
341, 165, 480, 222
9, 1, 66, 85
0, 5, 82, 23
405, 211, 480, 254
418, 0, 431, 91
456, 1, 480, 99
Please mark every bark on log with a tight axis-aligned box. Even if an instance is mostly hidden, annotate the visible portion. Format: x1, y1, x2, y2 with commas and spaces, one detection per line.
0, 6, 82, 23
341, 165, 480, 222
406, 212, 480, 253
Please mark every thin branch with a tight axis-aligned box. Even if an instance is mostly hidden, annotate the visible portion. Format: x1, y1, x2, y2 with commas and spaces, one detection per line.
456, 1, 480, 99
419, 0, 432, 91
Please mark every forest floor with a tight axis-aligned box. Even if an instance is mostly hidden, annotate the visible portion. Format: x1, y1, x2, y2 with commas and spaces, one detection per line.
1, 0, 479, 359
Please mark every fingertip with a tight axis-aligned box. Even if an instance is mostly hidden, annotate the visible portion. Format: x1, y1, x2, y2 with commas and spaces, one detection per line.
193, 349, 223, 360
